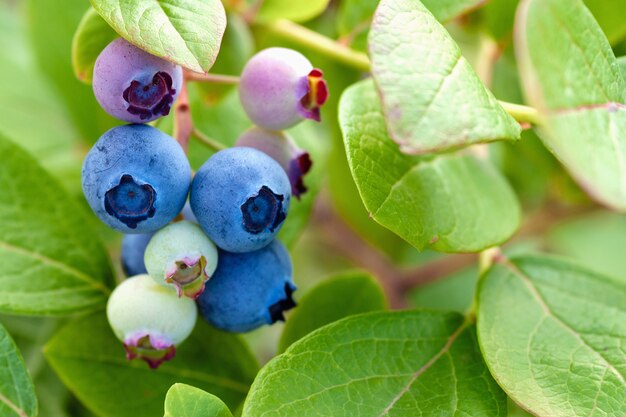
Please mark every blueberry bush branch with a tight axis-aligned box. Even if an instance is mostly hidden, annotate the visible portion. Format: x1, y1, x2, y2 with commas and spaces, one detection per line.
191, 128, 228, 152
184, 71, 241, 84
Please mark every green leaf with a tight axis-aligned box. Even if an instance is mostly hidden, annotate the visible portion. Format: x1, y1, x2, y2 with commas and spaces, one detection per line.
585, 0, 626, 44
72, 7, 118, 84
243, 311, 506, 416
368, 0, 521, 154
256, 0, 330, 23
338, 0, 488, 51
484, 0, 626, 46
0, 315, 70, 417
517, 0, 624, 110
477, 254, 626, 417
45, 313, 258, 417
425, 0, 488, 22
0, 323, 37, 417
328, 137, 417, 261
278, 271, 387, 352
339, 80, 521, 252
164, 384, 233, 417
507, 398, 534, 417
618, 56, 626, 81
0, 138, 112, 315
516, 0, 626, 210
90, 0, 227, 72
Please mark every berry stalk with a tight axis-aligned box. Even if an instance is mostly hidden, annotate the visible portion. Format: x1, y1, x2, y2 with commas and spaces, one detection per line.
184, 71, 241, 84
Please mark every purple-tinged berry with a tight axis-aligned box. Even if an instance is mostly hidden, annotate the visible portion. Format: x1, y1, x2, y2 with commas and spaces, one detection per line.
106, 274, 197, 369
190, 147, 291, 253
82, 124, 191, 233
121, 233, 154, 276
239, 48, 328, 130
144, 221, 218, 299
181, 201, 198, 224
197, 240, 296, 333
93, 38, 183, 123
236, 127, 312, 199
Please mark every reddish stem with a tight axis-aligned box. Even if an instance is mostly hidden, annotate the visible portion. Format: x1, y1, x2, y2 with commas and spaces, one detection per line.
173, 81, 192, 153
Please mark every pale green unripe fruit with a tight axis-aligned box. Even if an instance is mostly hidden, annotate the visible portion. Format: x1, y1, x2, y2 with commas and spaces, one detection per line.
106, 274, 197, 368
144, 220, 218, 299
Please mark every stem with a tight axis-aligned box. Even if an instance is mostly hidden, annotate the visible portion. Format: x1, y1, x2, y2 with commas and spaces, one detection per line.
173, 81, 192, 153
256, 19, 371, 72
192, 128, 227, 152
499, 101, 541, 126
259, 19, 542, 126
478, 247, 501, 275
184, 71, 240, 84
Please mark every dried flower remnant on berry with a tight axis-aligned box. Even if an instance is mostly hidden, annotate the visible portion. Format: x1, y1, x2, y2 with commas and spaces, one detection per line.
123, 71, 177, 120
241, 186, 286, 234
298, 69, 329, 122
104, 175, 156, 229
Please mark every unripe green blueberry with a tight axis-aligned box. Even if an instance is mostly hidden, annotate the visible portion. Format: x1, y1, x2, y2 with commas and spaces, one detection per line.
144, 221, 218, 299
106, 274, 197, 369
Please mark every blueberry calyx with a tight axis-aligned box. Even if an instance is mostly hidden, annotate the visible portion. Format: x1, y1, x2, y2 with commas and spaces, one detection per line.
105, 174, 156, 229
123, 331, 176, 369
268, 282, 297, 323
123, 71, 176, 120
241, 186, 286, 234
288, 151, 313, 199
298, 68, 329, 122
164, 255, 209, 299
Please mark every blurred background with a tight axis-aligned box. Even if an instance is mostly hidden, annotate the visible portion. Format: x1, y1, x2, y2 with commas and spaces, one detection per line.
2, 0, 626, 415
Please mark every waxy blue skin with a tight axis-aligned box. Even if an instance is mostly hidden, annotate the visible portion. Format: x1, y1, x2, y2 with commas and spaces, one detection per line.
190, 147, 291, 253
197, 240, 296, 333
121, 233, 154, 276
82, 124, 191, 233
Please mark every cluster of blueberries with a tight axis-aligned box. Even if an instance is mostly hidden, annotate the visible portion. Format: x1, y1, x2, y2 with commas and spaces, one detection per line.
82, 38, 328, 368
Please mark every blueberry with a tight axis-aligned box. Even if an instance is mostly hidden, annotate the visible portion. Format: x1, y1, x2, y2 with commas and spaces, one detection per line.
144, 221, 218, 299
82, 124, 191, 234
121, 233, 154, 276
236, 127, 312, 199
197, 240, 296, 333
107, 274, 197, 369
189, 147, 291, 252
93, 38, 183, 123
239, 48, 328, 130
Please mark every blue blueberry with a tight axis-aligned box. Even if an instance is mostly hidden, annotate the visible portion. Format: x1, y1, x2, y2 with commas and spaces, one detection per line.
189, 147, 291, 252
235, 127, 312, 199
197, 240, 296, 333
82, 124, 191, 233
121, 233, 154, 276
